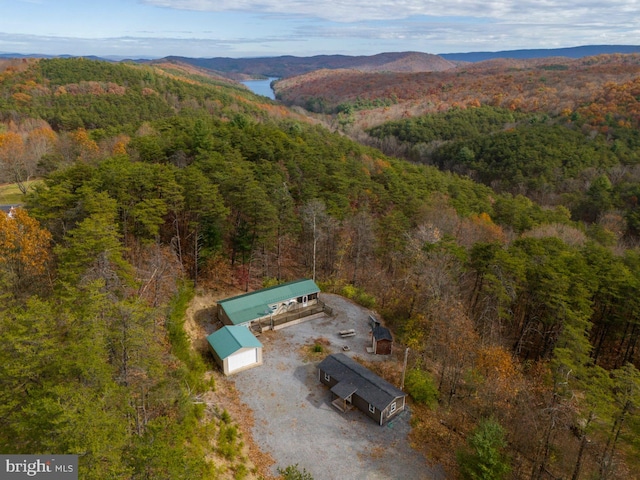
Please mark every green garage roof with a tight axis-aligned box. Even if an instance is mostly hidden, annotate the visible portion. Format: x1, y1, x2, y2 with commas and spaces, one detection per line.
218, 279, 320, 325
207, 326, 262, 360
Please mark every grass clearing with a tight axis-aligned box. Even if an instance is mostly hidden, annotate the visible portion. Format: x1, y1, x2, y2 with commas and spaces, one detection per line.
0, 180, 40, 204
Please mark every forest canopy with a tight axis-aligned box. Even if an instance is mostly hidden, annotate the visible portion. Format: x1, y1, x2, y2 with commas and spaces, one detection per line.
0, 56, 639, 479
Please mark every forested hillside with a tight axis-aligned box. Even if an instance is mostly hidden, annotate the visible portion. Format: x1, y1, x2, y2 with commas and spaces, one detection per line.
366, 104, 640, 239
273, 54, 640, 120
1, 57, 639, 479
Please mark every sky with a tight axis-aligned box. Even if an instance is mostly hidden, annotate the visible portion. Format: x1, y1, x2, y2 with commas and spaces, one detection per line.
0, 0, 639, 59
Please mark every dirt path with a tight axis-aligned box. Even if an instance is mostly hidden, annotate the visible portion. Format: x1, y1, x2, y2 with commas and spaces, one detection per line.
184, 291, 217, 352
184, 289, 278, 479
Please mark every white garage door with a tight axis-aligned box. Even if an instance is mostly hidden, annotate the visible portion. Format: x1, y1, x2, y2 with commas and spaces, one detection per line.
228, 348, 258, 373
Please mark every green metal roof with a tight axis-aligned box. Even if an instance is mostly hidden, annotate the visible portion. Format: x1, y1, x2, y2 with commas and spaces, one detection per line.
218, 279, 320, 325
207, 326, 263, 360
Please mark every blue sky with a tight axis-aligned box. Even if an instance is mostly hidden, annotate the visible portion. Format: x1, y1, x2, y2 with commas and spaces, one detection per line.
1, 0, 639, 58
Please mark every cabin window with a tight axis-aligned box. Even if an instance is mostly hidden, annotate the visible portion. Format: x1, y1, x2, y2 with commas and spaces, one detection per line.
324, 372, 330, 382
369, 404, 375, 413
390, 402, 397, 414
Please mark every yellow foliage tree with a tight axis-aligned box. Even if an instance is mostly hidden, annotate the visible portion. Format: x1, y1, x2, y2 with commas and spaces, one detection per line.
111, 135, 130, 156
70, 128, 99, 161
475, 345, 522, 408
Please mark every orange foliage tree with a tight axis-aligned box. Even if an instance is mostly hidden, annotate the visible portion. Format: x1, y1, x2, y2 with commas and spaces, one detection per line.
0, 208, 52, 292
0, 123, 57, 193
0, 131, 25, 185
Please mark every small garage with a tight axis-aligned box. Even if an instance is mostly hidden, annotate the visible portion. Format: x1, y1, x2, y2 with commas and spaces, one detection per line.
207, 326, 263, 375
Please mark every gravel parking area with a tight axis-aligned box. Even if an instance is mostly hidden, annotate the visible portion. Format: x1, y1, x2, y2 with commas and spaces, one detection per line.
231, 294, 443, 480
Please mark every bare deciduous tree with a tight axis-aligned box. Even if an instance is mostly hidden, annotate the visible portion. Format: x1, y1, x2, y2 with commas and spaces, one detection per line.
300, 199, 327, 282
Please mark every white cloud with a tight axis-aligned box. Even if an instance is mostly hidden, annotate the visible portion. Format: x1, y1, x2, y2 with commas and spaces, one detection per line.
143, 0, 503, 22
0, 31, 299, 57
295, 14, 639, 53
2, 1, 640, 57
142, 0, 640, 25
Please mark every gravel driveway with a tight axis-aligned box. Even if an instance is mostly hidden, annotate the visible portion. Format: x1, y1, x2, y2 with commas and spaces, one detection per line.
232, 294, 443, 480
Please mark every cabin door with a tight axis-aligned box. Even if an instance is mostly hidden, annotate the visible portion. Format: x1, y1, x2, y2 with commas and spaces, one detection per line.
302, 295, 308, 307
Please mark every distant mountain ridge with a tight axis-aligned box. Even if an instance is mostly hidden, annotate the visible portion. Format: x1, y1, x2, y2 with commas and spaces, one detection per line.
160, 52, 456, 79
440, 44, 640, 62
157, 45, 640, 79
0, 53, 154, 62
2, 44, 639, 78
0, 53, 111, 61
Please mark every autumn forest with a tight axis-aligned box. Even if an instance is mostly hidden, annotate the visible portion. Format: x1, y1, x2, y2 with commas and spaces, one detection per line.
1, 54, 640, 479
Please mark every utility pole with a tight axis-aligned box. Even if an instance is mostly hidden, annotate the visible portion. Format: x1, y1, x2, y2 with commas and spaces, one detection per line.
400, 347, 409, 390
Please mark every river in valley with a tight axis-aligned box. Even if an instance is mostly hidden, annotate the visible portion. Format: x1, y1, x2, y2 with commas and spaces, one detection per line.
241, 78, 278, 100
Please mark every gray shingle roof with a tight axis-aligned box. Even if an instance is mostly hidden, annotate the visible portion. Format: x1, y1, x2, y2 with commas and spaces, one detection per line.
331, 381, 358, 399
372, 325, 392, 342
318, 353, 405, 411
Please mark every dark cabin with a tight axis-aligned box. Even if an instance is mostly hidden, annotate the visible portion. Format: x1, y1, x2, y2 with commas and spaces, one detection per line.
318, 353, 406, 426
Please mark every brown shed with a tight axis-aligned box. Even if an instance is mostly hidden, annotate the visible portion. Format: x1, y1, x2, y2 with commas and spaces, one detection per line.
369, 315, 392, 355
372, 325, 393, 355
